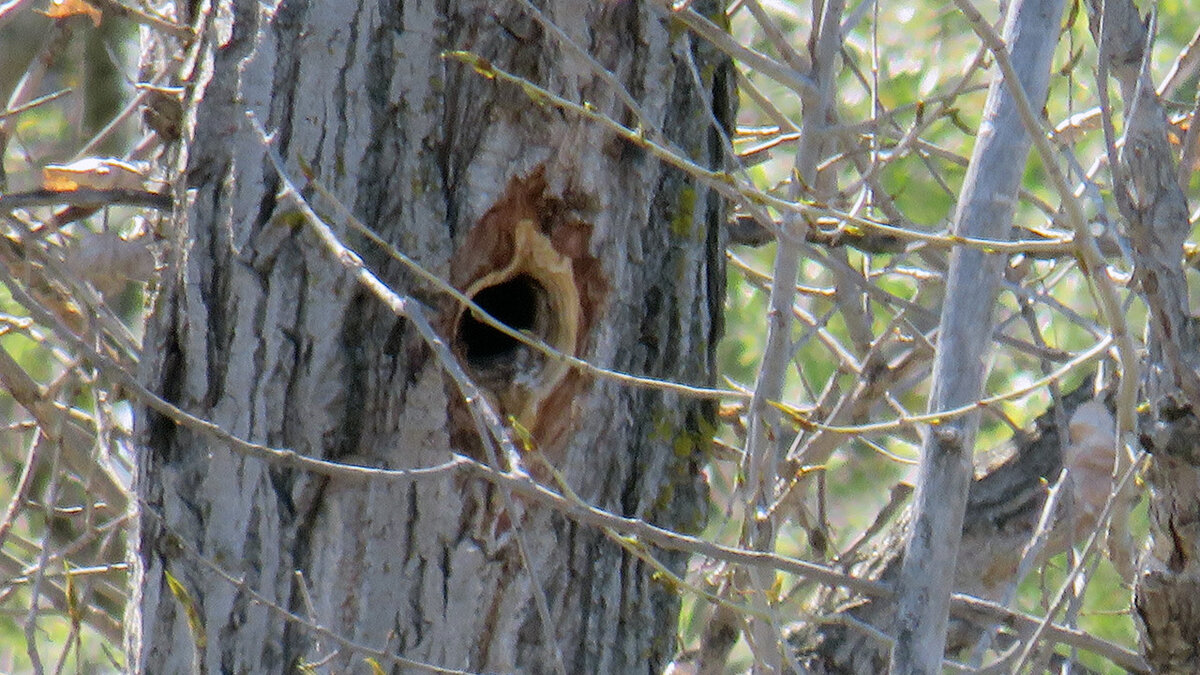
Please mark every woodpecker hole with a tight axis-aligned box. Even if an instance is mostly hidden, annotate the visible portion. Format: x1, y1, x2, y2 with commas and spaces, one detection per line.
457, 274, 549, 370
447, 170, 606, 456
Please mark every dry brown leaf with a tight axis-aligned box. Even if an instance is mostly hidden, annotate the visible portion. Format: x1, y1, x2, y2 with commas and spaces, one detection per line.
44, 0, 101, 26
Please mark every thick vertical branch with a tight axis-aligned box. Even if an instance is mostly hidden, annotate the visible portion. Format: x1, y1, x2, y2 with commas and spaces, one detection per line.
889, 0, 1066, 671
1087, 1, 1200, 670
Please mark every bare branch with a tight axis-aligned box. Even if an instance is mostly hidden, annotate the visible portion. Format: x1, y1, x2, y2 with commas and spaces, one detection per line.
890, 0, 1068, 670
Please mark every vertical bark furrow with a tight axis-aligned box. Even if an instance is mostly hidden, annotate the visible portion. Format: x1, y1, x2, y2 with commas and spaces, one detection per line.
1082, 1, 1200, 671
137, 0, 728, 672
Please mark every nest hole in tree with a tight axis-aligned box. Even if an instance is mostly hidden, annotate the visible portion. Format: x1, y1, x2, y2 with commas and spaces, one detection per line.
446, 171, 607, 456
457, 273, 550, 371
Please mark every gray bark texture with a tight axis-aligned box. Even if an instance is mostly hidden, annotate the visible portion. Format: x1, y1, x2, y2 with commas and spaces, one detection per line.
889, 0, 1066, 671
129, 1, 731, 673
1086, 1, 1200, 672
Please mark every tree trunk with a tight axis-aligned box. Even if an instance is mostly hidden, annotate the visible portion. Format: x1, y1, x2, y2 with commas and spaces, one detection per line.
1086, 1, 1200, 672
130, 1, 731, 672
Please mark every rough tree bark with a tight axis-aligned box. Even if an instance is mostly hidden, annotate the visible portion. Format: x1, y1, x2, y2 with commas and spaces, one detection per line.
1087, 1, 1200, 671
129, 1, 731, 672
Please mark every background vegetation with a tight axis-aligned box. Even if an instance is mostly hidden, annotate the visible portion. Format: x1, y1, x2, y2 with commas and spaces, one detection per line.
1, 0, 1197, 671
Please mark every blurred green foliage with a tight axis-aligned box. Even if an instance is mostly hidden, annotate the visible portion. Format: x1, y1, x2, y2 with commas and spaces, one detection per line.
1, 0, 1197, 672
1, 5, 139, 672
687, 0, 1199, 671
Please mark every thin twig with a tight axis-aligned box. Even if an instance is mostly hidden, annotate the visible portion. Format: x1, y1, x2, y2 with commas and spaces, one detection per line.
0, 188, 171, 211
953, 0, 1137, 442
305, 169, 742, 402
248, 114, 569, 675
136, 505, 481, 675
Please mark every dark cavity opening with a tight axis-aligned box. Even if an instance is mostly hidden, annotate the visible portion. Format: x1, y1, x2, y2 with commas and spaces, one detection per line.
458, 274, 544, 369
